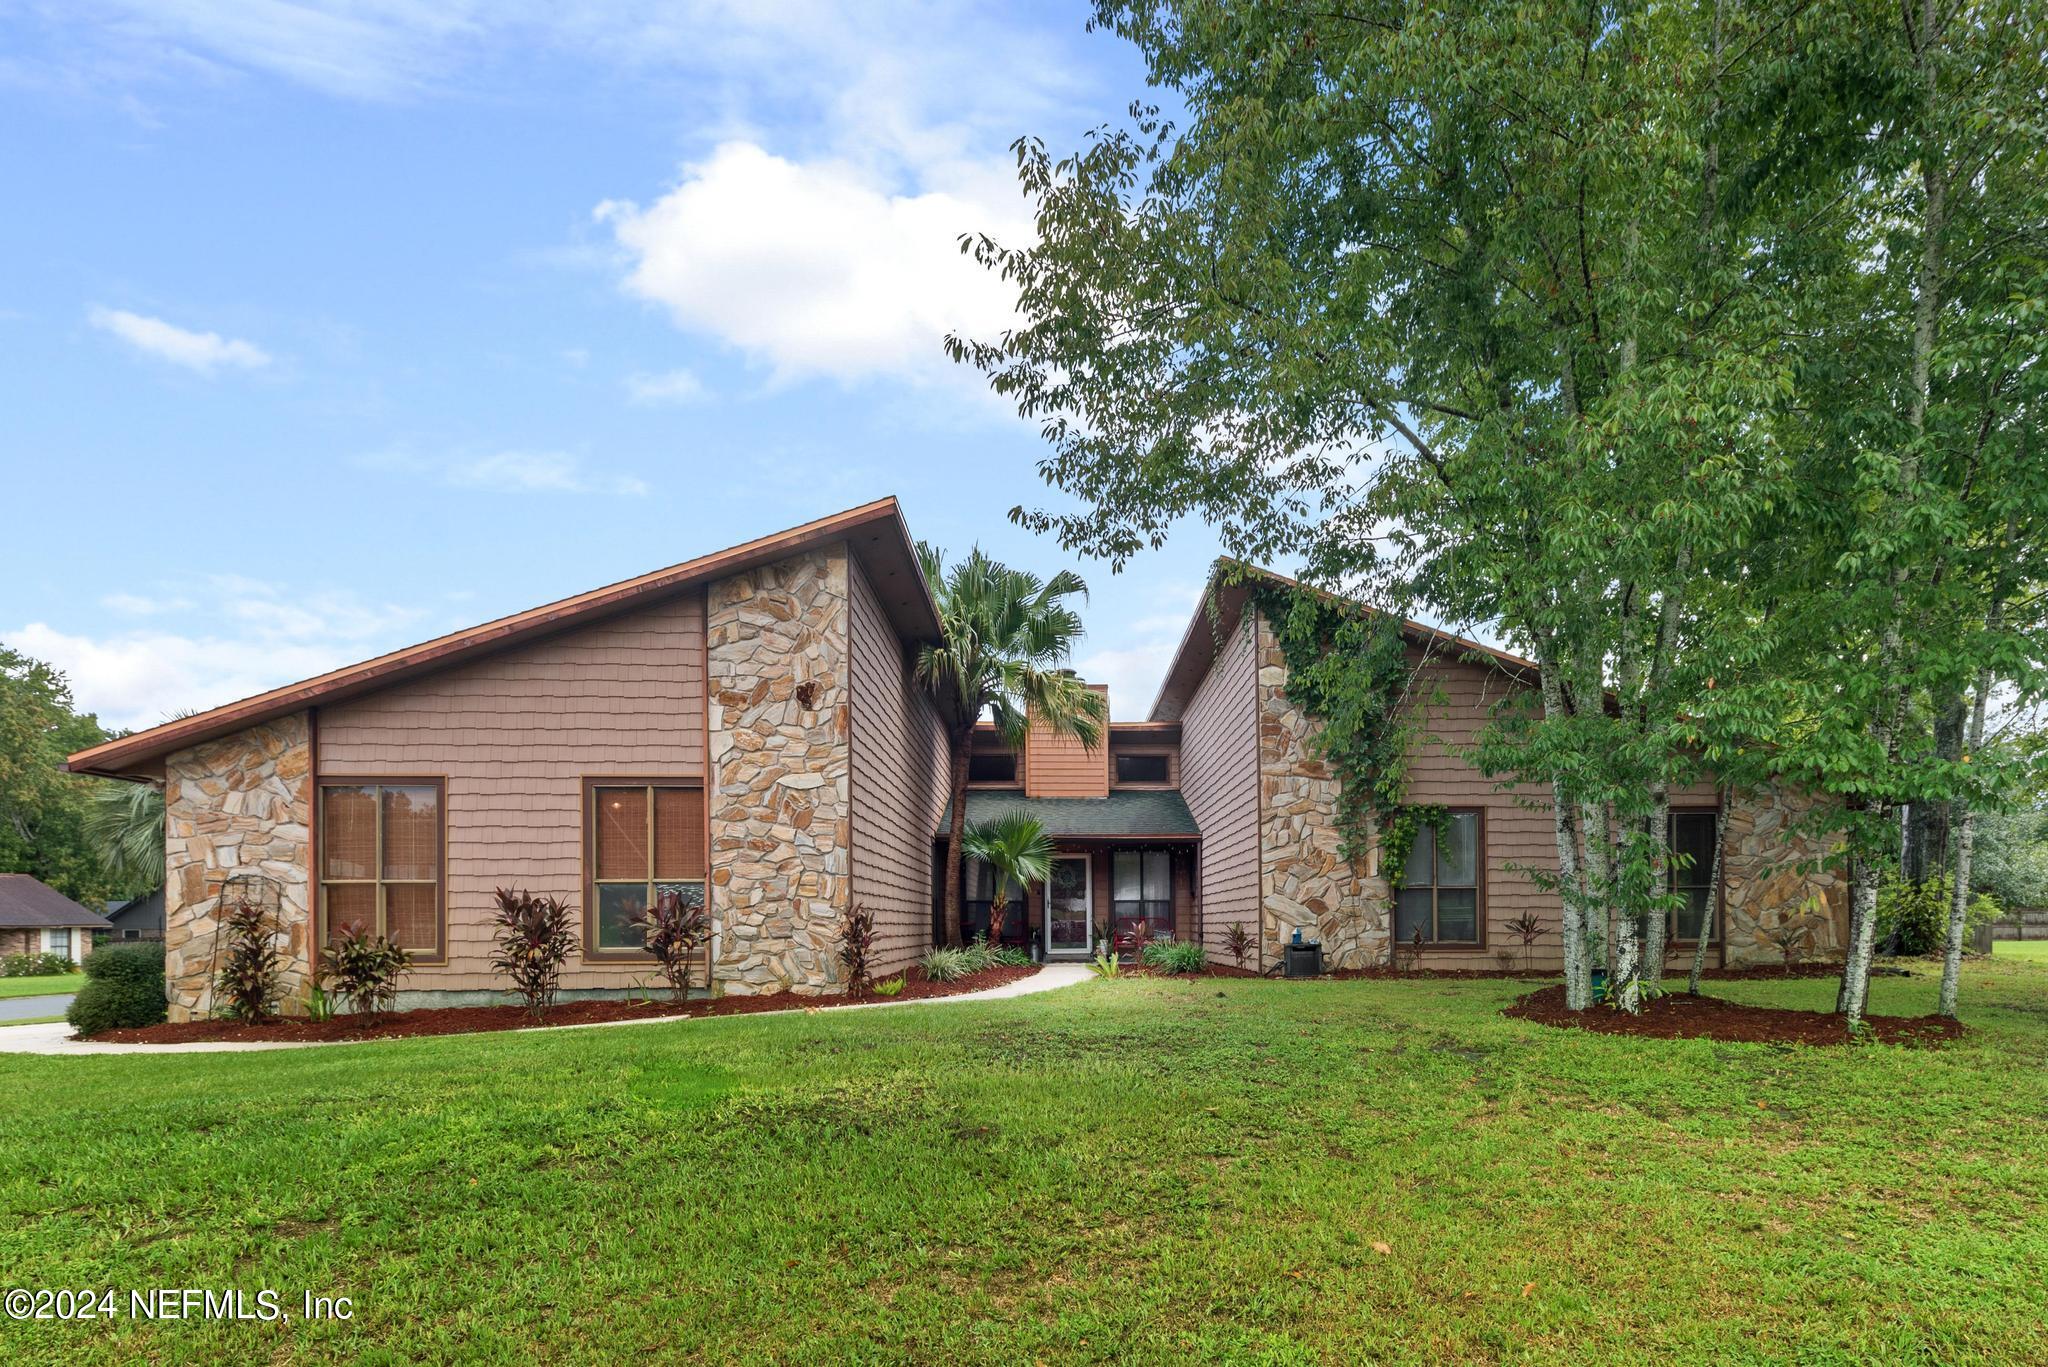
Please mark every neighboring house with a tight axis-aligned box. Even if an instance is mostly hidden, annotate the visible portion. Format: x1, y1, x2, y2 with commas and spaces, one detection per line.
0, 875, 114, 963
105, 888, 166, 942
66, 497, 1841, 1022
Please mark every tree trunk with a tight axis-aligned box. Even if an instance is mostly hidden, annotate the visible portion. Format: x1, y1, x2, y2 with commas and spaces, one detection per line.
1841, 851, 1881, 1025
1538, 644, 1593, 1010
1645, 792, 1671, 994
1940, 660, 1994, 1018
1688, 793, 1729, 994
940, 741, 972, 948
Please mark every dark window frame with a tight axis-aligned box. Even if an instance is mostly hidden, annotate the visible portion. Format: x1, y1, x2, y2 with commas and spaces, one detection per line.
317, 776, 448, 965
1111, 848, 1175, 943
582, 778, 708, 962
1392, 808, 1485, 949
1667, 807, 1725, 946
1112, 751, 1174, 786
967, 751, 1020, 786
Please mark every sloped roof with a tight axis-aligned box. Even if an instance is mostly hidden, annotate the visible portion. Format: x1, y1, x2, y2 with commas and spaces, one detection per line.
940, 790, 1201, 840
1147, 562, 1538, 723
0, 875, 115, 930
68, 497, 938, 780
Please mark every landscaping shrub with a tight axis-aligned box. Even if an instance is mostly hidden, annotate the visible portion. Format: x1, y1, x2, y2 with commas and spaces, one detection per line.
919, 946, 975, 983
1141, 940, 1206, 974
1088, 950, 1122, 978
871, 975, 906, 997
838, 903, 877, 995
321, 922, 412, 1016
490, 888, 579, 1019
990, 944, 1034, 967
632, 888, 710, 1000
3, 951, 75, 978
960, 936, 1001, 973
1224, 923, 1254, 967
66, 942, 166, 1036
214, 896, 283, 1021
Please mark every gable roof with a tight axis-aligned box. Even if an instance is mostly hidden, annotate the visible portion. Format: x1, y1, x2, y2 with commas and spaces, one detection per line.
1147, 562, 1538, 723
68, 497, 939, 781
0, 875, 115, 930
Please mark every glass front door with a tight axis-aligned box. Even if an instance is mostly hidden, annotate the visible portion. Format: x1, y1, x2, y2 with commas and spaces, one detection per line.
1045, 855, 1092, 957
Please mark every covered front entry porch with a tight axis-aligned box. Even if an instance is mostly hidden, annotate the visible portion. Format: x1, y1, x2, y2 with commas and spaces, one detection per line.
933, 791, 1203, 960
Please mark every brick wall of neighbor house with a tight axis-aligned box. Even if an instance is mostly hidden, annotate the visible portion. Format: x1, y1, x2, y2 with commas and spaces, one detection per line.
318, 591, 706, 994
162, 714, 313, 1021
1024, 684, 1110, 798
1179, 608, 1263, 966
707, 544, 852, 995
0, 929, 37, 957
848, 555, 949, 976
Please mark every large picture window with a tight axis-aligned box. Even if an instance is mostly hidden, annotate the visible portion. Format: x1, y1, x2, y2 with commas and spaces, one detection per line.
588, 783, 706, 956
1393, 810, 1481, 946
1669, 810, 1721, 942
320, 780, 444, 959
1112, 849, 1173, 943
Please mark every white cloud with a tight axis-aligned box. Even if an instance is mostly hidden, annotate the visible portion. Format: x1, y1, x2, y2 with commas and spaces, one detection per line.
623, 368, 708, 405
88, 306, 271, 373
13, 575, 431, 729
358, 447, 649, 496
596, 142, 1029, 385
101, 591, 192, 616
1073, 579, 1208, 721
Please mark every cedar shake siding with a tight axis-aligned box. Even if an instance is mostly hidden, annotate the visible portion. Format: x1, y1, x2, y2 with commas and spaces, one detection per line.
849, 555, 950, 976
318, 589, 707, 994
1178, 608, 1262, 964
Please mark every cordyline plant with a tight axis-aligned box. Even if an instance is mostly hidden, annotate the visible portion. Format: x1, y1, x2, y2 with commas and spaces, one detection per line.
839, 903, 878, 996
1224, 922, 1253, 967
214, 896, 283, 1022
321, 921, 412, 1017
489, 888, 579, 1020
630, 888, 709, 1001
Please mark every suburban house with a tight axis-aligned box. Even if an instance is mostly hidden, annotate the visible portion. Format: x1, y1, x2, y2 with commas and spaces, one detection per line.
0, 874, 114, 963
104, 888, 166, 942
65, 497, 1843, 1021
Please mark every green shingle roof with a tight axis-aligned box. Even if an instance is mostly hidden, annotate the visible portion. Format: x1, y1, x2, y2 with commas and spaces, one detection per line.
939, 789, 1201, 839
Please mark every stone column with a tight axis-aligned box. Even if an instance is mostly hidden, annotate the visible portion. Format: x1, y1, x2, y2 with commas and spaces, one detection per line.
705, 546, 853, 995
163, 713, 314, 1021
1254, 611, 1390, 969
1722, 785, 1847, 967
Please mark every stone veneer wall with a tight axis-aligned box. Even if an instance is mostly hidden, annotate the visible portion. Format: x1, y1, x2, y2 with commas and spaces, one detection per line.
706, 545, 852, 995
162, 713, 313, 1021
1720, 785, 1847, 966
1254, 611, 1390, 969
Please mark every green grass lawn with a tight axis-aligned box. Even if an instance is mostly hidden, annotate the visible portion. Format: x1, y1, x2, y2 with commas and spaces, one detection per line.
1992, 938, 2048, 963
0, 1015, 65, 1028
0, 973, 83, 1000
1, 960, 2043, 1365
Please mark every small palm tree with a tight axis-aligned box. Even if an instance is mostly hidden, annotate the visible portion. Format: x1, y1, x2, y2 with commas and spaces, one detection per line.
85, 780, 164, 893
960, 813, 1054, 948
917, 544, 1107, 947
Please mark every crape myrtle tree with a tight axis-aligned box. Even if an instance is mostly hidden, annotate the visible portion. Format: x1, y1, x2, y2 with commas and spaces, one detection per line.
950, 0, 1867, 1011
916, 545, 1107, 948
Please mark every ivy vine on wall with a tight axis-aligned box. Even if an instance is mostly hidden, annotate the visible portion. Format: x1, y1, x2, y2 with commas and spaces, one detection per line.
1250, 583, 1447, 889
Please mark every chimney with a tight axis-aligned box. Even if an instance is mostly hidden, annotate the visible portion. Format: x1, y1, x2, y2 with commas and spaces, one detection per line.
1023, 681, 1110, 799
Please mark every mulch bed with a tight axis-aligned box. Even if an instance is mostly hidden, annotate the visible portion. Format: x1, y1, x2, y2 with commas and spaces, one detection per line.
91, 964, 1039, 1046
1503, 984, 1963, 1047
1319, 961, 1849, 982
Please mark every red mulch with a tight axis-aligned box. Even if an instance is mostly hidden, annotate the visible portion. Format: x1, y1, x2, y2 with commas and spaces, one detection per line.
91, 964, 1038, 1045
1502, 984, 1962, 1047
1321, 962, 1848, 982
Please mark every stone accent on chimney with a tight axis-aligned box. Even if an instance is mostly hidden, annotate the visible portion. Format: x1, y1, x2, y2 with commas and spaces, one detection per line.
705, 544, 853, 995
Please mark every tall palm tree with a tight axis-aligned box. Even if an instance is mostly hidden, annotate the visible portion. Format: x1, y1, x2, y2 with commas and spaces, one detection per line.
85, 779, 164, 893
960, 812, 1054, 948
917, 544, 1107, 947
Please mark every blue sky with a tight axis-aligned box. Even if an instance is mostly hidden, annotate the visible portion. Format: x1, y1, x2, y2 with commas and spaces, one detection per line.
0, 1, 1225, 729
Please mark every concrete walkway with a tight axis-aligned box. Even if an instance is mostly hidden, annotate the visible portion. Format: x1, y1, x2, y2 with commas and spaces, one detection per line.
0, 963, 1095, 1058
